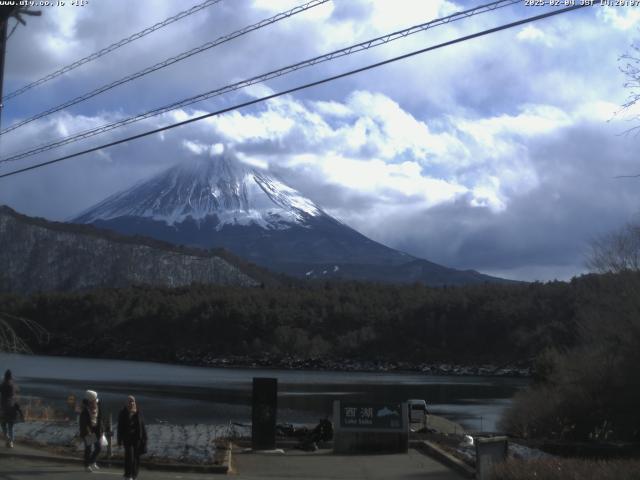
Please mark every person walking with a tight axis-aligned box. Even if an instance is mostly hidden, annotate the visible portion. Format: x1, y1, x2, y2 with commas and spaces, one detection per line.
79, 390, 103, 473
117, 395, 147, 480
1, 370, 17, 448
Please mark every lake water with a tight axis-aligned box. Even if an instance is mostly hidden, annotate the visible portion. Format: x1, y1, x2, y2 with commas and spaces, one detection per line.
0, 353, 526, 432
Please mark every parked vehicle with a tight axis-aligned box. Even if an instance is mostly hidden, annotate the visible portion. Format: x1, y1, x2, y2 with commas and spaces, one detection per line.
407, 399, 429, 424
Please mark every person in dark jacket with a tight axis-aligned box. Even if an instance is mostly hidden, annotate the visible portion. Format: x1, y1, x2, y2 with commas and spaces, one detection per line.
1, 370, 17, 448
117, 395, 147, 480
78, 390, 103, 472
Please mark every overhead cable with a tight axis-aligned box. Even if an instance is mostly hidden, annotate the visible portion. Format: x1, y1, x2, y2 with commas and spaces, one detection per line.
2, 0, 223, 103
0, 0, 330, 136
0, 3, 592, 180
0, 0, 521, 163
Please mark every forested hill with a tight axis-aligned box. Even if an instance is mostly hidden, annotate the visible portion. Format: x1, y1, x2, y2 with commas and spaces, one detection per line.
3, 272, 633, 368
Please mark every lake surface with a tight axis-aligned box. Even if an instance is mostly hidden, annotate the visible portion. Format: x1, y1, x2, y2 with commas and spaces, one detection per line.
0, 353, 526, 432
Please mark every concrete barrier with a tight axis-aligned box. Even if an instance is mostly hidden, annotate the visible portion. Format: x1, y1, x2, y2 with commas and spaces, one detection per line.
475, 436, 508, 480
413, 440, 475, 479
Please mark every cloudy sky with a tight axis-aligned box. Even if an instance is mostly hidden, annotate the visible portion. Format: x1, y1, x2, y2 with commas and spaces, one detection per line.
0, 0, 639, 281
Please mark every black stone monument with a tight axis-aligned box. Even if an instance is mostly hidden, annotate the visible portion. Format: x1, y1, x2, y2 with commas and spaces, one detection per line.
251, 377, 277, 450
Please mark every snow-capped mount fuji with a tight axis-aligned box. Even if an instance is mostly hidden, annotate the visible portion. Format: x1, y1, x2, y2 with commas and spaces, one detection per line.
74, 153, 323, 231
73, 154, 503, 285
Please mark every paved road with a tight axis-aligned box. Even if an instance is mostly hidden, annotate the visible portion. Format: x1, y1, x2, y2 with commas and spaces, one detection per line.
232, 448, 464, 479
0, 458, 210, 480
0, 450, 464, 480
0, 443, 219, 479
0, 443, 464, 480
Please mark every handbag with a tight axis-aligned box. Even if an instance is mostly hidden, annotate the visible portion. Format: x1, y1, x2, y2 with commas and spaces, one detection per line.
99, 433, 108, 448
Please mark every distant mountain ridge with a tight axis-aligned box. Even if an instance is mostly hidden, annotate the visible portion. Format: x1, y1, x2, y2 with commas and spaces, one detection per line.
73, 154, 506, 286
0, 205, 281, 293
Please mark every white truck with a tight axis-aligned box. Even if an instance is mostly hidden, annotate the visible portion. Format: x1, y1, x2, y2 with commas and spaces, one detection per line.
407, 399, 429, 425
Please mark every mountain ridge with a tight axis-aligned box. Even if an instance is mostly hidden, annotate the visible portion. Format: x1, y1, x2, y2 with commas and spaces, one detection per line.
0, 205, 284, 293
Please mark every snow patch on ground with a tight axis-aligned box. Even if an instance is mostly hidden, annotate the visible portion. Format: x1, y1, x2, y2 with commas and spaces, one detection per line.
14, 421, 250, 464
455, 439, 551, 463
508, 442, 552, 460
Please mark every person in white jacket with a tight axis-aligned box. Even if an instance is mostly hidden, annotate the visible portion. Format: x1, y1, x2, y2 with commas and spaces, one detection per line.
78, 390, 103, 472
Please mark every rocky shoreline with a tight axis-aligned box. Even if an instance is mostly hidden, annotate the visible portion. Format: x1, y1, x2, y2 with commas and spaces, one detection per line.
40, 338, 532, 377
172, 351, 532, 377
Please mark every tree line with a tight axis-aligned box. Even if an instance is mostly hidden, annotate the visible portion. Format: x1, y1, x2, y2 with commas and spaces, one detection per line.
0, 274, 616, 365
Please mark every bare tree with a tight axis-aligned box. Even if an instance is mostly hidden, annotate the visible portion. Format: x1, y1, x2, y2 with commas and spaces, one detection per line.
0, 312, 48, 353
586, 223, 640, 273
619, 40, 640, 135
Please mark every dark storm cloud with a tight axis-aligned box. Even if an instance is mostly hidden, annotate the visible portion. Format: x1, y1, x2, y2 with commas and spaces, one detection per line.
361, 119, 640, 279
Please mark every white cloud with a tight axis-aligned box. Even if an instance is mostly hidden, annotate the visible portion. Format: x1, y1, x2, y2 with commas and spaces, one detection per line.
208, 91, 470, 188
39, 6, 83, 57
237, 151, 269, 169
599, 5, 640, 30
470, 177, 505, 212
308, 154, 467, 205
313, 100, 353, 118
211, 143, 225, 155
342, 91, 463, 160
252, 0, 334, 21
455, 105, 572, 141
516, 25, 554, 47
200, 91, 557, 213
244, 84, 276, 99
211, 108, 296, 141
182, 140, 209, 155
574, 100, 620, 122
191, 90, 630, 218
366, 0, 457, 33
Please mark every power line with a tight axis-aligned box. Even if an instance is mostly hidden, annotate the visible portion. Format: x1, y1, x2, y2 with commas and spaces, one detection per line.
0, 3, 591, 180
0, 0, 521, 164
0, 0, 329, 137
1, 0, 223, 103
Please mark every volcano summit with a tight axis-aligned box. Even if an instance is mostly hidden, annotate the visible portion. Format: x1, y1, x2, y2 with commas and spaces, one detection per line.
73, 154, 501, 285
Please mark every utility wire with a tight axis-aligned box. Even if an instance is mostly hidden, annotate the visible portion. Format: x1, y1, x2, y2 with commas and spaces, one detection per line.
0, 0, 521, 164
2, 0, 223, 103
0, 0, 329, 137
0, 3, 591, 180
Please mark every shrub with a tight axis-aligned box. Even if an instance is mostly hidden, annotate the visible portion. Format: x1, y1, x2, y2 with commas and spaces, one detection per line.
491, 458, 640, 480
501, 272, 640, 442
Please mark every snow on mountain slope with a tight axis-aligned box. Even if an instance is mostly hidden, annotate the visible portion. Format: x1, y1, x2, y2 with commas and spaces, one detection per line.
74, 153, 323, 231
72, 153, 508, 285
